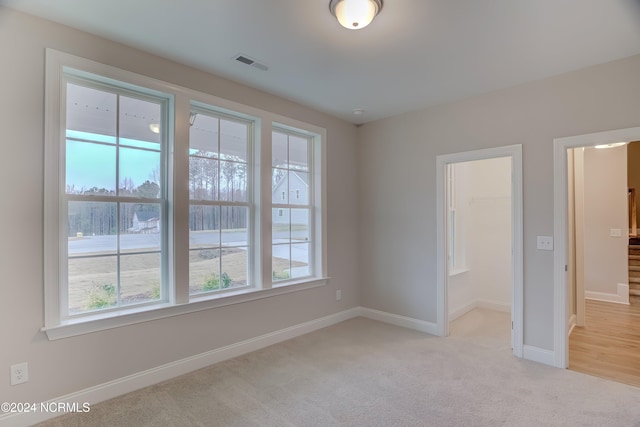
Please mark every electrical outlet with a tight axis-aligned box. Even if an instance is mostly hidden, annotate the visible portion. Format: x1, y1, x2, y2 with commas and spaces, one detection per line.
536, 236, 553, 251
336, 290, 342, 301
10, 362, 28, 386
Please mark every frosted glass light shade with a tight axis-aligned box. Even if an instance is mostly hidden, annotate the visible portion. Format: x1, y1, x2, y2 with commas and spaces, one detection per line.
594, 142, 627, 149
330, 0, 382, 30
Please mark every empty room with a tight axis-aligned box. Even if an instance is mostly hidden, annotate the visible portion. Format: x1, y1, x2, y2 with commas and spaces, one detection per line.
2, 1, 640, 426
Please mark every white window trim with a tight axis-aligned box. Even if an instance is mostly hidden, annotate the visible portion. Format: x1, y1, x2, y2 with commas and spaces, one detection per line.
448, 267, 471, 277
44, 49, 328, 340
186, 105, 255, 296
270, 126, 316, 283
273, 121, 327, 285
60, 75, 173, 320
43, 278, 328, 340
446, 163, 468, 275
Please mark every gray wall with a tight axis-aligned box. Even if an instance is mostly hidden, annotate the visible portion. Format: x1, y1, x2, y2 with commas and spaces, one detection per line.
4, 4, 640, 406
583, 146, 628, 296
358, 53, 640, 351
0, 8, 359, 403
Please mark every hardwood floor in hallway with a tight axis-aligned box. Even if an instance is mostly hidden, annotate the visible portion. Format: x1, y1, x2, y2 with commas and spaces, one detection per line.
569, 296, 640, 387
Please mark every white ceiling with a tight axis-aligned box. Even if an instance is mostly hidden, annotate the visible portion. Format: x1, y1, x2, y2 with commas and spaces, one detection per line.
3, 0, 640, 124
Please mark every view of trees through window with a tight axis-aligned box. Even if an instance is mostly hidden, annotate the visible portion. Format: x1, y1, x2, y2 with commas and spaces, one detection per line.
65, 82, 166, 315
47, 53, 324, 332
271, 130, 312, 281
61, 74, 319, 319
188, 111, 250, 295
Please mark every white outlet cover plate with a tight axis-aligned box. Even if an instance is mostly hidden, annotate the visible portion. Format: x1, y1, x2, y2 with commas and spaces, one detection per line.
10, 362, 28, 385
537, 236, 554, 251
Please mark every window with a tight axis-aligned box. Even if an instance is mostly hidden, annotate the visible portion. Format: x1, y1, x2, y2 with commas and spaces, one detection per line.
447, 163, 467, 275
447, 163, 456, 272
272, 129, 314, 281
44, 50, 327, 339
62, 78, 170, 318
188, 110, 251, 295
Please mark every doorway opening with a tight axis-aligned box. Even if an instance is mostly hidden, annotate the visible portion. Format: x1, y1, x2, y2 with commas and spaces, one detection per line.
553, 126, 640, 370
558, 134, 640, 386
436, 145, 523, 358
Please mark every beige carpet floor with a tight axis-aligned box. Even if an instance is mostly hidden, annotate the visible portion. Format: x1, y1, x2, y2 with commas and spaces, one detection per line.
37, 309, 640, 426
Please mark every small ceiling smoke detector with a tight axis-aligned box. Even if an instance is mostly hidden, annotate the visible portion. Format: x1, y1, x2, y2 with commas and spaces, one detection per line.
352, 109, 365, 115
233, 54, 269, 71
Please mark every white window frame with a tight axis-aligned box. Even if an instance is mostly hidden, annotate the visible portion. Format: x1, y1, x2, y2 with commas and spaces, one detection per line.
447, 163, 456, 272
271, 126, 316, 283
187, 105, 255, 298
44, 49, 328, 340
60, 75, 172, 320
446, 163, 468, 276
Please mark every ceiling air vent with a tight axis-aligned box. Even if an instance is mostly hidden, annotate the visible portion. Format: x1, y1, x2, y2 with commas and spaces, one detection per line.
233, 54, 269, 71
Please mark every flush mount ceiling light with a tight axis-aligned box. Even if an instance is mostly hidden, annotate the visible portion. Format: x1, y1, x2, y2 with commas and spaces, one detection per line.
329, 0, 383, 30
594, 142, 627, 149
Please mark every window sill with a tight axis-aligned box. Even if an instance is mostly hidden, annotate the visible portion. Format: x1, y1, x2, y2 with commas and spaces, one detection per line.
42, 277, 330, 340
448, 267, 470, 277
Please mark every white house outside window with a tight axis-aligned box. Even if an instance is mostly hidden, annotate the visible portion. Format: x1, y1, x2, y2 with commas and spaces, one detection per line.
271, 129, 312, 281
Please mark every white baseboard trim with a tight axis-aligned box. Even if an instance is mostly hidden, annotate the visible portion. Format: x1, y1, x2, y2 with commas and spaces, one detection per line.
449, 301, 476, 321
359, 307, 439, 335
0, 308, 361, 427
523, 345, 555, 367
568, 314, 577, 336
449, 300, 511, 322
476, 299, 511, 313
585, 283, 629, 305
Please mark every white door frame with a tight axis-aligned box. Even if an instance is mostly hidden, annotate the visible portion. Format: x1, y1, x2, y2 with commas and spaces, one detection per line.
553, 126, 640, 368
436, 144, 523, 358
